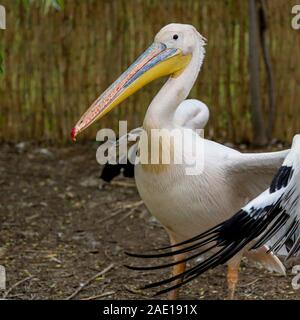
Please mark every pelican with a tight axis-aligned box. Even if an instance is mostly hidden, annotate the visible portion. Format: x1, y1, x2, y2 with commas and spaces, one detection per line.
72, 24, 290, 299
100, 99, 209, 182
127, 135, 300, 296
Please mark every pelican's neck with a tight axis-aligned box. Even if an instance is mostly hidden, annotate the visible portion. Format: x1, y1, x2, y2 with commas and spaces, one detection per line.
143, 41, 204, 130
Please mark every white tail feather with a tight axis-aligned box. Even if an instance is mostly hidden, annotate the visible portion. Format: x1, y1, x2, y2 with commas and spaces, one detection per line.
245, 245, 286, 275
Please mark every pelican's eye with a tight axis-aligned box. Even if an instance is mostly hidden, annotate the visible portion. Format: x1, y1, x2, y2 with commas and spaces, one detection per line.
173, 34, 179, 40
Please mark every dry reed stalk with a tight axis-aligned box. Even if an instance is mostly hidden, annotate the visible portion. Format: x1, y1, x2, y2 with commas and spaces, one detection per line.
0, 0, 299, 144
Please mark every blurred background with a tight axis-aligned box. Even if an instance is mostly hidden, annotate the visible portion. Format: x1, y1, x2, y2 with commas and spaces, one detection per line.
0, 0, 299, 145
0, 0, 300, 300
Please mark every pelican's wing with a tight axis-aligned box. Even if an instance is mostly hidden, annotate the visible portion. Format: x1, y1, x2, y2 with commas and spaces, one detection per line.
173, 99, 209, 130
225, 149, 290, 194
126, 136, 300, 295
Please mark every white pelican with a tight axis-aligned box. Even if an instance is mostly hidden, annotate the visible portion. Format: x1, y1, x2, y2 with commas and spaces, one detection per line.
72, 24, 290, 299
100, 100, 209, 182
127, 135, 300, 296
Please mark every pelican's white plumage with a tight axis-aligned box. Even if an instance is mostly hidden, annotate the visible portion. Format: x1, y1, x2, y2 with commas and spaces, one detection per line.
173, 99, 209, 130
131, 135, 300, 296
134, 24, 289, 258
73, 23, 295, 298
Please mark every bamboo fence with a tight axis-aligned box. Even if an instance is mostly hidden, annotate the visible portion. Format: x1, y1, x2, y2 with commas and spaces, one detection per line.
0, 0, 299, 144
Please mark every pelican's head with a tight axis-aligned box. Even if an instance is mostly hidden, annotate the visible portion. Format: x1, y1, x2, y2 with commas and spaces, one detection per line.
71, 23, 206, 140
154, 23, 206, 56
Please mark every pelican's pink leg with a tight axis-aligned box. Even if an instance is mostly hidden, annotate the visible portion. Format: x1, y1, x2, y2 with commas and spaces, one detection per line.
168, 232, 186, 300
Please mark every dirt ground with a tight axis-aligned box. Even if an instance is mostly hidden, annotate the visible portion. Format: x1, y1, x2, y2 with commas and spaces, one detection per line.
0, 142, 299, 300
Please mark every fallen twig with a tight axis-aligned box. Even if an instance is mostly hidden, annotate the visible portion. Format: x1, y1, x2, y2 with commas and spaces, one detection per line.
99, 200, 144, 223
3, 275, 35, 299
124, 285, 150, 298
111, 181, 136, 188
80, 291, 115, 300
240, 278, 260, 287
123, 200, 143, 209
99, 208, 124, 223
66, 263, 115, 300
117, 207, 140, 223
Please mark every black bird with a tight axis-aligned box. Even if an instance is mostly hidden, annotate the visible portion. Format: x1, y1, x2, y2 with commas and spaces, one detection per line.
100, 162, 135, 183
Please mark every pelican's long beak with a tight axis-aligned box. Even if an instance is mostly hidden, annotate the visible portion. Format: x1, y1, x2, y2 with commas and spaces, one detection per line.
71, 42, 191, 140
